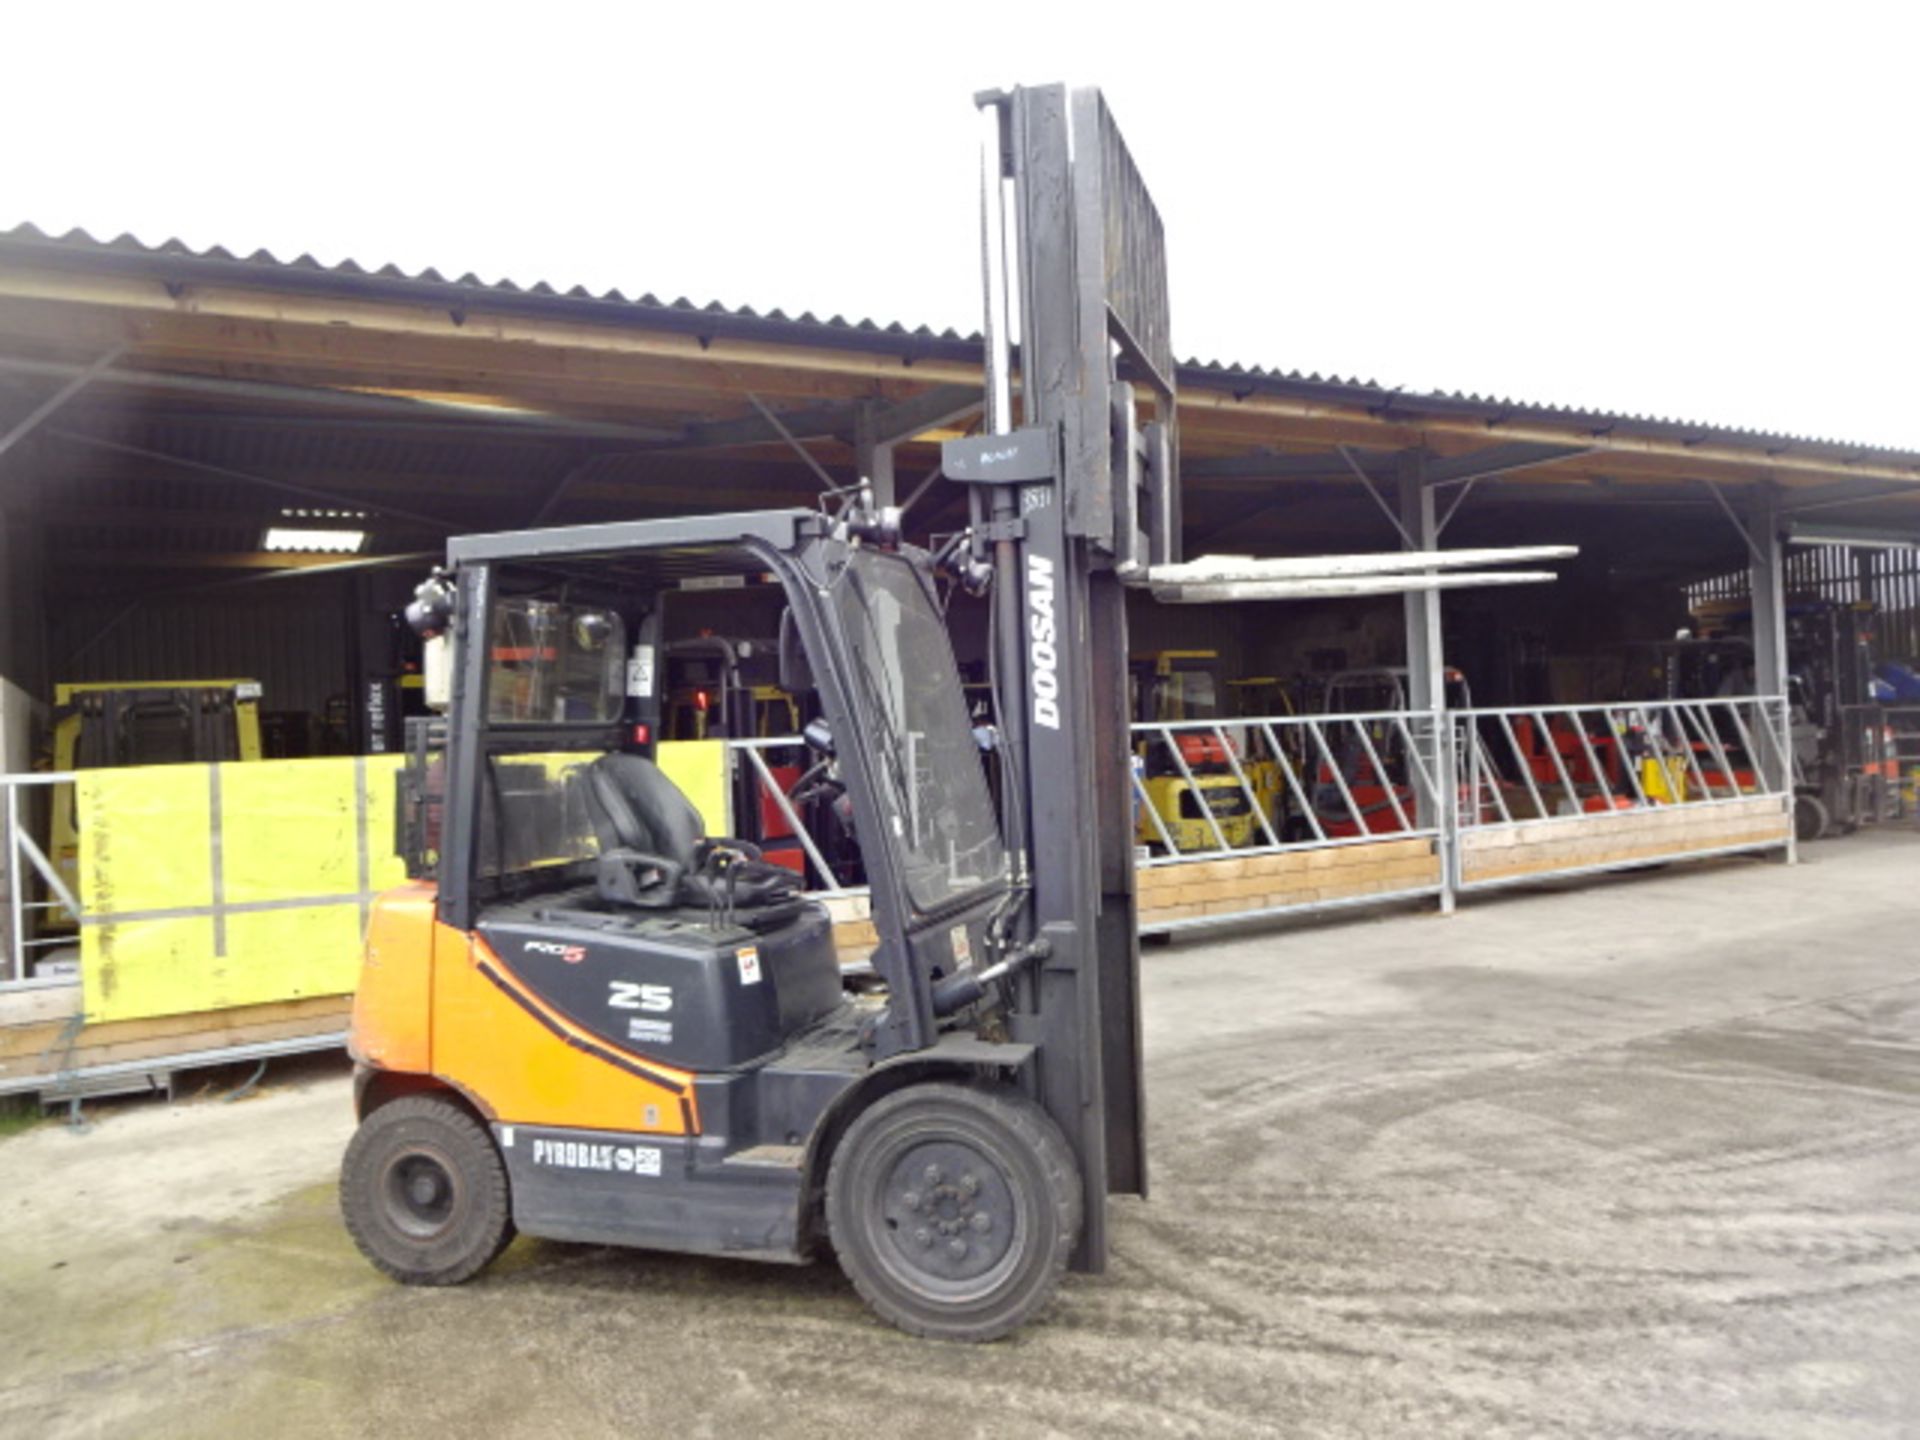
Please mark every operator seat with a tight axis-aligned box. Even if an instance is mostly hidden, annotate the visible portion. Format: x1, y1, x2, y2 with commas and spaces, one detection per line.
582, 753, 802, 918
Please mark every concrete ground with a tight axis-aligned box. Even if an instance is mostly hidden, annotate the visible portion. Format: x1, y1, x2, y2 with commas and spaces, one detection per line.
4, 831, 1918, 1440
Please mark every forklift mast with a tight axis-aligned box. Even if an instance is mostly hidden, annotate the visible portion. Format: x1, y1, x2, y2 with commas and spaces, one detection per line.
944, 86, 1182, 1261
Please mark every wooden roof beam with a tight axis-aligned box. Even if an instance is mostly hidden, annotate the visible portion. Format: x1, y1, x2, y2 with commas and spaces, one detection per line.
1183, 447, 1397, 483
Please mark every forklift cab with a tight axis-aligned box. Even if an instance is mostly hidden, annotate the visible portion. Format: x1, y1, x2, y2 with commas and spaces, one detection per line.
386, 508, 1010, 1056
1129, 649, 1224, 723
1309, 667, 1471, 837
1320, 665, 1472, 715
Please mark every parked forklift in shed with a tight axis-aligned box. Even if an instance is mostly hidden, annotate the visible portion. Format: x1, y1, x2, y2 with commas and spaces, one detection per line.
1643, 596, 1902, 838
1129, 650, 1264, 853
44, 678, 265, 932
339, 85, 1174, 1339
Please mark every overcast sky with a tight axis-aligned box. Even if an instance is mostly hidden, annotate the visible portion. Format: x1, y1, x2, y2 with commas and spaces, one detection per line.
6, 3, 1916, 449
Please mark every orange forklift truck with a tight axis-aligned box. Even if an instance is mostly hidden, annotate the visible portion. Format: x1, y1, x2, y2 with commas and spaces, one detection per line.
338, 84, 1174, 1340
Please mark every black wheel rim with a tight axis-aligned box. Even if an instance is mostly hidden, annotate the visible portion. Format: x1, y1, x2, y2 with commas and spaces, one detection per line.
862, 1126, 1026, 1304
379, 1146, 462, 1241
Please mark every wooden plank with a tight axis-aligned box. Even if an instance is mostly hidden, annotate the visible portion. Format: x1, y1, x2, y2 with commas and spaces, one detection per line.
1462, 823, 1788, 882
831, 920, 878, 959
1146, 837, 1432, 892
0, 994, 351, 1063
0, 277, 983, 400
18, 1012, 349, 1081
0, 980, 82, 1029
6, 264, 1911, 496
1461, 801, 1787, 859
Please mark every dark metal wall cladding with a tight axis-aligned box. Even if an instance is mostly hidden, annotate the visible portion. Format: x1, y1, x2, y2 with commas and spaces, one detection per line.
52, 580, 352, 716
1865, 550, 1920, 663
1687, 546, 1920, 663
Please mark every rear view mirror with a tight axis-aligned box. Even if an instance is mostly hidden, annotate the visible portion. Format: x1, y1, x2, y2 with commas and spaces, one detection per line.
802, 717, 835, 757
404, 569, 456, 639
778, 607, 813, 693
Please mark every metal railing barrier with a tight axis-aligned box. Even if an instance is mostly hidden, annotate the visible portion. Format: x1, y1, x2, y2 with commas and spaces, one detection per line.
1126, 711, 1448, 932
1451, 696, 1794, 891
2, 771, 82, 990
721, 698, 1797, 937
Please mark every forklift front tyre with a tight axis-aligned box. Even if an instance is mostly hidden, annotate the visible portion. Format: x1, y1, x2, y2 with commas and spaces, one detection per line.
340, 1094, 515, 1286
826, 1082, 1082, 1342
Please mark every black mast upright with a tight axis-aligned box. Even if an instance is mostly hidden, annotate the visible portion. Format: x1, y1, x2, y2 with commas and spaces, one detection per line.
949, 84, 1179, 1270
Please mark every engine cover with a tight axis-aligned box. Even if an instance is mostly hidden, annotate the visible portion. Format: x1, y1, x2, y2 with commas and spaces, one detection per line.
478, 900, 842, 1073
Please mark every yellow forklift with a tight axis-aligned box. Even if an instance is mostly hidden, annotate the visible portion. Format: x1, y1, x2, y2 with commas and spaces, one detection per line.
45, 679, 264, 926
661, 637, 800, 742
1129, 651, 1283, 852
1129, 651, 1256, 852
1225, 673, 1293, 827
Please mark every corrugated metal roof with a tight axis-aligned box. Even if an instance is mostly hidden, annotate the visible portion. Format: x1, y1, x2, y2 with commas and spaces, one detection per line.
0, 222, 981, 357
1173, 357, 1918, 461
4, 221, 1919, 467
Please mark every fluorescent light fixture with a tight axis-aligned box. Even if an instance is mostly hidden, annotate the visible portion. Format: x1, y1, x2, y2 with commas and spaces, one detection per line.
1784, 522, 1919, 551
263, 527, 367, 553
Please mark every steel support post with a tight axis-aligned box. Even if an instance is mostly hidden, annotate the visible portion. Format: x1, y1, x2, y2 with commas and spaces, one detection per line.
1748, 485, 1797, 863
5, 783, 22, 983
852, 402, 897, 509
1399, 454, 1455, 911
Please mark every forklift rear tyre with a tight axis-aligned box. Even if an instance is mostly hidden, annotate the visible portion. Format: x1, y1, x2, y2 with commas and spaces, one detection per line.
1795, 793, 1830, 843
826, 1081, 1082, 1342
341, 1094, 515, 1286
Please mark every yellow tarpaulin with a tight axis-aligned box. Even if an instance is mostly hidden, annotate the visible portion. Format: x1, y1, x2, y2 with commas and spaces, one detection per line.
75, 743, 733, 1025
656, 739, 731, 836
79, 756, 406, 1024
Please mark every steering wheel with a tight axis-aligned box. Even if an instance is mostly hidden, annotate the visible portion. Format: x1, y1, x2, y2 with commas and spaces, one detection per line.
788, 756, 844, 807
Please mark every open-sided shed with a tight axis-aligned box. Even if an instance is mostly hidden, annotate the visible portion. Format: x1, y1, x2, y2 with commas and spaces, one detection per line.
2, 222, 1916, 734
1, 223, 1916, 1096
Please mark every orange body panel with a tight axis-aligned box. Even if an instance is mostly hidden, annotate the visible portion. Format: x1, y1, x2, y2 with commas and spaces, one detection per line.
350, 883, 437, 1073
350, 881, 698, 1136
